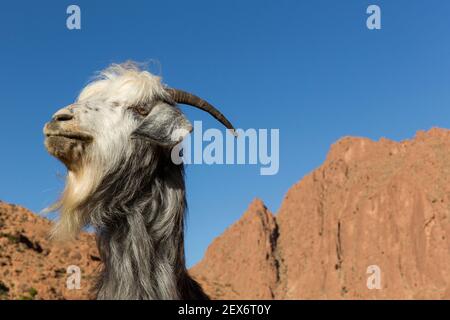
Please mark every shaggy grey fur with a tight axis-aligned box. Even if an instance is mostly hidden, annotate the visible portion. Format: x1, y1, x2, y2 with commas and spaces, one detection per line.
79, 137, 208, 300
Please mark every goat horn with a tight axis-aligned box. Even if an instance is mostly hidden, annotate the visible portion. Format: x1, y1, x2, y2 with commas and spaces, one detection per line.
166, 88, 236, 132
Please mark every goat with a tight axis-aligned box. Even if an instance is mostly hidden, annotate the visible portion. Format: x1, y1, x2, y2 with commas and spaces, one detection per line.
43, 62, 234, 299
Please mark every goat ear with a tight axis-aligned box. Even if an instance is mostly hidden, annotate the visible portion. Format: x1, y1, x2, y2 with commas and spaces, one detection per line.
131, 103, 192, 148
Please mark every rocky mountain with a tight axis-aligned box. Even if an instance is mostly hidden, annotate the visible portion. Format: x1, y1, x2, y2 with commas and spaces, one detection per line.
1, 128, 450, 299
0, 202, 99, 299
190, 199, 280, 299
190, 128, 450, 299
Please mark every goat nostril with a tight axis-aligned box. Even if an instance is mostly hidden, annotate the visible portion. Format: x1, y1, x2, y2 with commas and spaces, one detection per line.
53, 113, 73, 122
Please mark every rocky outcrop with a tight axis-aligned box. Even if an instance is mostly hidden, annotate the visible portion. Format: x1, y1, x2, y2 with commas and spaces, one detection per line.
190, 199, 279, 299
0, 201, 99, 300
191, 128, 450, 299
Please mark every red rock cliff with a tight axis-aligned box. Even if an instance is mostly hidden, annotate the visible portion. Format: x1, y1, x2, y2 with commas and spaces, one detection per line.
191, 128, 450, 299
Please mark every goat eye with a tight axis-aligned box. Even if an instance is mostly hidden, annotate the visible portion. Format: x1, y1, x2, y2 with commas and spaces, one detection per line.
132, 106, 149, 116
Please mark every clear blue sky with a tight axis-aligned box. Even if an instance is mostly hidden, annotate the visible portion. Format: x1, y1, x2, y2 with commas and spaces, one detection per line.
1, 1, 450, 266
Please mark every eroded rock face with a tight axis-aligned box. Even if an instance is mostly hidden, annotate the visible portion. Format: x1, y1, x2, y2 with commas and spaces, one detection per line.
2, 128, 450, 299
0, 201, 99, 300
190, 199, 279, 299
192, 128, 450, 299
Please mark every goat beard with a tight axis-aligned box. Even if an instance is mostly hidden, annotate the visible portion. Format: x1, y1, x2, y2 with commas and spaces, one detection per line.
46, 133, 132, 241
46, 138, 158, 241
46, 161, 105, 241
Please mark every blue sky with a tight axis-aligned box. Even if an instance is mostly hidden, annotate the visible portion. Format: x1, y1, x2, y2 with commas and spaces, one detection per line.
1, 1, 450, 266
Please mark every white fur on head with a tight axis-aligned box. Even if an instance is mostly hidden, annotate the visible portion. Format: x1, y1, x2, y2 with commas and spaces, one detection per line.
78, 61, 168, 106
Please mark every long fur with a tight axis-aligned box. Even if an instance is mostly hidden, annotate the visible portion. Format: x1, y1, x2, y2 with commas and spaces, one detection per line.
47, 62, 208, 299
89, 139, 207, 299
